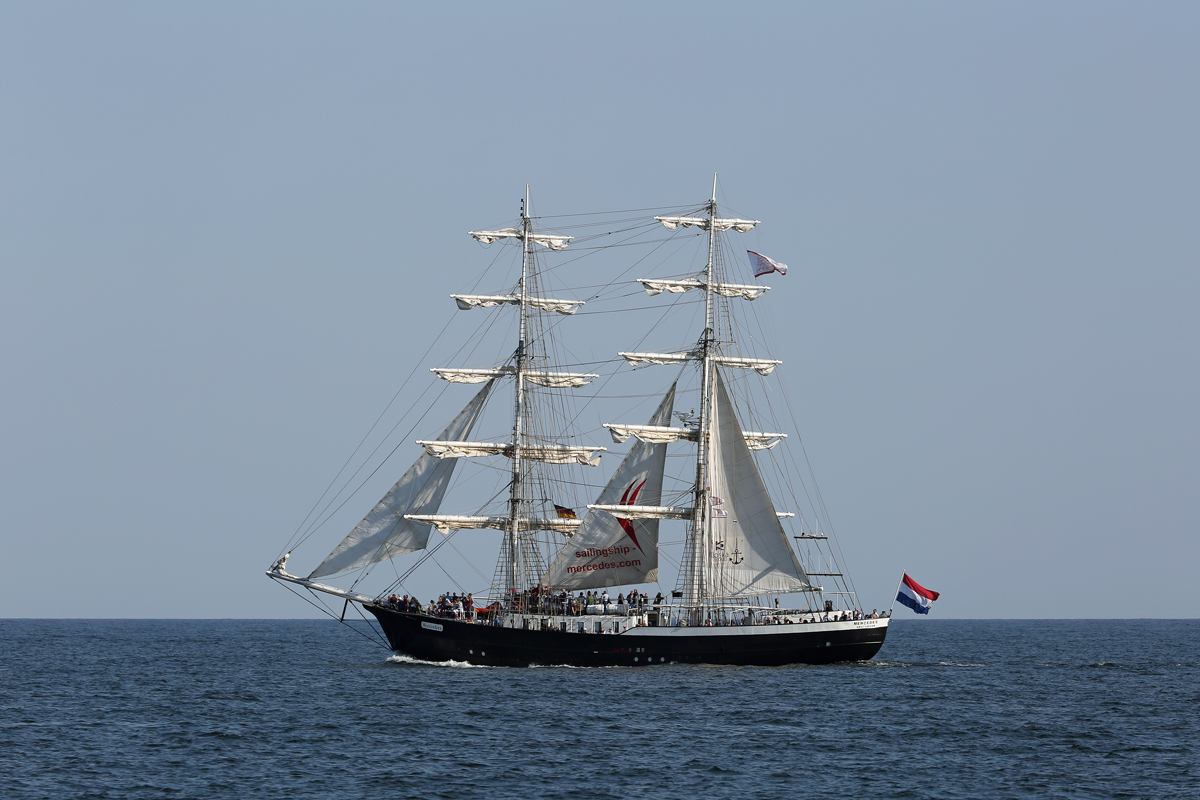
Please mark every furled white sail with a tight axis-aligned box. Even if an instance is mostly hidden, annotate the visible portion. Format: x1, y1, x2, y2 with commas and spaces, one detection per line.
705, 369, 810, 597
618, 351, 781, 376
469, 228, 573, 250
451, 294, 513, 310
403, 515, 582, 535
716, 356, 781, 376
525, 371, 600, 388
528, 234, 572, 251
432, 367, 597, 388
711, 283, 770, 300
542, 385, 676, 590
432, 367, 514, 383
451, 294, 584, 315
604, 423, 784, 450
587, 504, 692, 520
743, 432, 787, 450
618, 351, 697, 367
603, 423, 693, 444
308, 382, 493, 579
654, 216, 759, 233
415, 440, 606, 466
639, 278, 703, 295
638, 278, 769, 300
469, 228, 521, 244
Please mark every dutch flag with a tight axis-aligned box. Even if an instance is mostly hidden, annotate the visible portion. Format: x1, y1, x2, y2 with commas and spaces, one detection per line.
896, 573, 940, 615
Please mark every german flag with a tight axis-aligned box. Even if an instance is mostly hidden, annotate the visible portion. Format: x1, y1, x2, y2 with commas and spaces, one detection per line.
553, 504, 578, 519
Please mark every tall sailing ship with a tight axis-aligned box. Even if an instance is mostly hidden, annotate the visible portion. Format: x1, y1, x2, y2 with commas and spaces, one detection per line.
269, 181, 890, 666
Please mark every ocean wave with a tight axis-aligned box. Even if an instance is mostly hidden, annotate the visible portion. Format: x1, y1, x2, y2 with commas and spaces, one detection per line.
384, 654, 490, 668
853, 660, 985, 668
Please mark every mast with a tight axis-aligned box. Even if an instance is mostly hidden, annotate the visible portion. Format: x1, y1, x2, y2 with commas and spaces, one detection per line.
508, 186, 531, 602
683, 176, 720, 611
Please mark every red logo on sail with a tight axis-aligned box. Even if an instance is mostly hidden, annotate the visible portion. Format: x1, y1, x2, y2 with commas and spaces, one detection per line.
618, 479, 647, 554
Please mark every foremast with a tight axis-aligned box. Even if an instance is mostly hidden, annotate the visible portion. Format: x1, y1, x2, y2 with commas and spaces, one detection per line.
447, 189, 603, 612
507, 189, 532, 604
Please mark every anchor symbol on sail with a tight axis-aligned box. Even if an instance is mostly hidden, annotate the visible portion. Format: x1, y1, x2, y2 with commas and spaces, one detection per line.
729, 543, 744, 565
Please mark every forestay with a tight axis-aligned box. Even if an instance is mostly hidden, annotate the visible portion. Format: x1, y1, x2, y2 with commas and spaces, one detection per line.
705, 370, 811, 597
542, 385, 676, 590
308, 381, 493, 579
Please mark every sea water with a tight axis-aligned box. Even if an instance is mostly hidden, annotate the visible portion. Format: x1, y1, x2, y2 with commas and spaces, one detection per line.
1, 619, 1196, 799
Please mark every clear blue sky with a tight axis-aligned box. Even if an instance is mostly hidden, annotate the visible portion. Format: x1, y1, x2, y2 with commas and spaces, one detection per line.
3, 2, 1197, 618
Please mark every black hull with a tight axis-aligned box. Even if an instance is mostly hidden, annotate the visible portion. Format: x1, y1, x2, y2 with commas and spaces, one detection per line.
366, 606, 888, 667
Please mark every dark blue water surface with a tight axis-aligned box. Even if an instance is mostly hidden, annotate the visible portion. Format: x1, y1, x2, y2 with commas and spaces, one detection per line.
2, 619, 1196, 799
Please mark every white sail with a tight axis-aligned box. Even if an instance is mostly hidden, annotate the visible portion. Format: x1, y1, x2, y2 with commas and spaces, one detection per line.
639, 278, 703, 295
604, 423, 784, 450
619, 351, 781, 376
710, 283, 770, 300
416, 440, 606, 466
705, 369, 810, 597
619, 351, 697, 367
542, 385, 676, 590
528, 297, 584, 314
451, 294, 584, 315
451, 294, 515, 310
432, 367, 514, 383
716, 356, 781, 376
469, 228, 572, 250
308, 382, 493, 579
603, 423, 693, 444
743, 432, 787, 450
525, 371, 600, 388
432, 367, 596, 388
655, 216, 759, 233
587, 504, 692, 519
469, 228, 522, 244
403, 514, 582, 535
638, 278, 769, 300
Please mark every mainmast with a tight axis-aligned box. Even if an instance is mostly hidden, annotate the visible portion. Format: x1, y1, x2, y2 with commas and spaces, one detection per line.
683, 176, 720, 611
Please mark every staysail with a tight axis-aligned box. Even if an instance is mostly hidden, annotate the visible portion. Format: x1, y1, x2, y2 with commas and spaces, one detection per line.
307, 381, 492, 579
706, 369, 811, 597
542, 385, 676, 590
